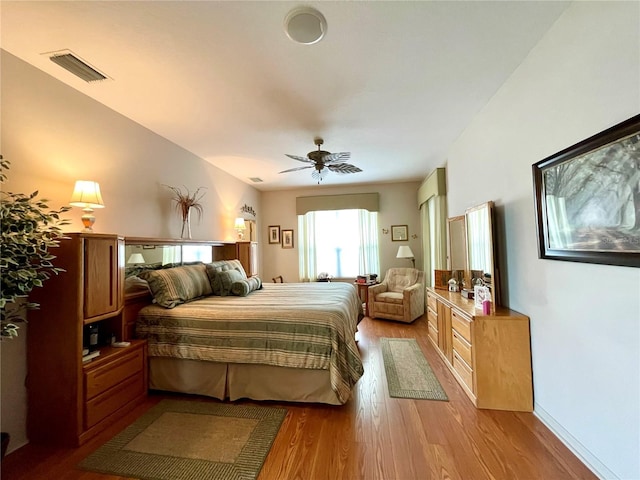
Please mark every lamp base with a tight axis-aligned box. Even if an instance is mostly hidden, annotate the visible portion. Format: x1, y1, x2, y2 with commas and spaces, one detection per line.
81, 208, 96, 233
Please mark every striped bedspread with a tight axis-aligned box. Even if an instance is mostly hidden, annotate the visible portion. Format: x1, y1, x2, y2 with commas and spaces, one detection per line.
136, 282, 364, 404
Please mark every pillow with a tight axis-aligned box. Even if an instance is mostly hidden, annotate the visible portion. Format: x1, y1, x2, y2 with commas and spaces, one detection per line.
124, 275, 150, 295
206, 260, 247, 295
213, 269, 245, 296
139, 264, 212, 308
230, 276, 263, 297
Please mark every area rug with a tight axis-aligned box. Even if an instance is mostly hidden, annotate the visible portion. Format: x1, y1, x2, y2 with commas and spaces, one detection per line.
78, 399, 287, 480
380, 337, 448, 401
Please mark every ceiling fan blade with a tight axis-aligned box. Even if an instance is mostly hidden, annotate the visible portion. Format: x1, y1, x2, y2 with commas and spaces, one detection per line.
285, 154, 314, 164
322, 152, 351, 164
279, 165, 314, 174
327, 163, 362, 174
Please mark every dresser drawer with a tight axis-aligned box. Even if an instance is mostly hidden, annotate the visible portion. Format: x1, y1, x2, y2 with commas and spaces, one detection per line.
426, 292, 438, 312
453, 351, 474, 393
85, 347, 144, 400
452, 330, 472, 366
451, 309, 472, 344
427, 322, 439, 345
85, 372, 145, 429
427, 306, 438, 329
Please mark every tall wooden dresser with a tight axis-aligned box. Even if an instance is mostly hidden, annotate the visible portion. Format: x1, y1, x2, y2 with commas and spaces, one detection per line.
27, 233, 147, 446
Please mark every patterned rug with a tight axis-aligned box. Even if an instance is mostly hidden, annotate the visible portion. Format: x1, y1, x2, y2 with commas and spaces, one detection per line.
380, 337, 448, 401
79, 399, 287, 480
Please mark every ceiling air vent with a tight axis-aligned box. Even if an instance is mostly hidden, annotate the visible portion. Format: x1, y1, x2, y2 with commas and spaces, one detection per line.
48, 51, 108, 83
249, 177, 264, 183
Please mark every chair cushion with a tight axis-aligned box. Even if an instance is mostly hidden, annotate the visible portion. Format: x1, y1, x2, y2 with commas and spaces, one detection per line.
376, 291, 404, 305
139, 264, 212, 308
386, 268, 420, 293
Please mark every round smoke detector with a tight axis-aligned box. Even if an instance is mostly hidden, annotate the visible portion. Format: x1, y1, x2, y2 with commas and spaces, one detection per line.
284, 7, 327, 45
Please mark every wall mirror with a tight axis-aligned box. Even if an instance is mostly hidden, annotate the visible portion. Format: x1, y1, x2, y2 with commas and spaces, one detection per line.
465, 201, 499, 307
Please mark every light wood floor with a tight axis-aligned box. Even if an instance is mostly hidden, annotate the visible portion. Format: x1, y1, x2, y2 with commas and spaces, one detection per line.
2, 315, 596, 480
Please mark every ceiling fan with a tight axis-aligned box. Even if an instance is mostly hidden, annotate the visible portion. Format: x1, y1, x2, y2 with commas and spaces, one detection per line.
280, 137, 362, 183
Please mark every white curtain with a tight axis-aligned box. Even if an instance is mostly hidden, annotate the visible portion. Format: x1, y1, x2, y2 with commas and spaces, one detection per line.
357, 210, 380, 277
298, 212, 318, 282
421, 195, 447, 287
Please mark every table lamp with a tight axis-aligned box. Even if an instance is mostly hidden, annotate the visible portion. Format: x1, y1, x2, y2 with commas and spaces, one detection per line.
69, 180, 104, 232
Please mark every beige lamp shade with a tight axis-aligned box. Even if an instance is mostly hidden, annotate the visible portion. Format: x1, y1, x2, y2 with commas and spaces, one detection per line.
69, 180, 104, 233
235, 217, 246, 240
127, 253, 146, 264
396, 245, 415, 268
69, 180, 105, 208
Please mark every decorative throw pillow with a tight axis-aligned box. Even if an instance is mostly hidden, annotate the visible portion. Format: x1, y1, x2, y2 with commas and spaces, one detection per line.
230, 276, 263, 297
139, 264, 212, 308
206, 259, 247, 295
213, 269, 245, 296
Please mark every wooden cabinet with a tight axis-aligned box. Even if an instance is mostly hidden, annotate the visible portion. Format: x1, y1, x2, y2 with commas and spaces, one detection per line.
236, 241, 258, 277
426, 287, 533, 412
426, 291, 452, 363
27, 233, 147, 446
212, 241, 258, 277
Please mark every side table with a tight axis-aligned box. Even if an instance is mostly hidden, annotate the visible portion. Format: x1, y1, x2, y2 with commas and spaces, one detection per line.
354, 281, 378, 317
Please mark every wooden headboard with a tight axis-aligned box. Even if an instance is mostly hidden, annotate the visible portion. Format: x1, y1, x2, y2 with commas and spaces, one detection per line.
122, 236, 236, 340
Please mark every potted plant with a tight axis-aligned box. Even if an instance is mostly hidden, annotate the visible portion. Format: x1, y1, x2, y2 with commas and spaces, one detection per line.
0, 156, 70, 456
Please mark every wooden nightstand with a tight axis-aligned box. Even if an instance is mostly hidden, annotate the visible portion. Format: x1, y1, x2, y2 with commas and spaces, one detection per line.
355, 281, 378, 316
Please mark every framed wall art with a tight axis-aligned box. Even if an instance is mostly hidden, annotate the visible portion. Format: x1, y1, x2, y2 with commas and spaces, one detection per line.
391, 225, 408, 241
281, 229, 294, 249
532, 114, 640, 267
268, 225, 280, 244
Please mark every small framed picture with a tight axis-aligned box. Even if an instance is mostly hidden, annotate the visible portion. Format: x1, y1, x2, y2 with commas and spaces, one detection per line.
268, 225, 280, 244
282, 229, 294, 249
391, 225, 408, 241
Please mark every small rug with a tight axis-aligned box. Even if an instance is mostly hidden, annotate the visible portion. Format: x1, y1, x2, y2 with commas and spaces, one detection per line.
79, 399, 287, 480
380, 337, 448, 401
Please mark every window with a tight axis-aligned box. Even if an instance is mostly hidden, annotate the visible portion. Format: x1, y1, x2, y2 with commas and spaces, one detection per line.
298, 209, 379, 281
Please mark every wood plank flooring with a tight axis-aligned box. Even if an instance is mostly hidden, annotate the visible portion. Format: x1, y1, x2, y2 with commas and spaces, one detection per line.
1, 315, 597, 480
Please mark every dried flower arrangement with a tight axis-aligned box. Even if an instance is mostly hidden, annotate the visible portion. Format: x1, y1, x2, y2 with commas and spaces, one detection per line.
164, 185, 206, 239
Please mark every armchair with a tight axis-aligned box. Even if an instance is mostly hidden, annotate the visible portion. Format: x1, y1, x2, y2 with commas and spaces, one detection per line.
368, 268, 425, 323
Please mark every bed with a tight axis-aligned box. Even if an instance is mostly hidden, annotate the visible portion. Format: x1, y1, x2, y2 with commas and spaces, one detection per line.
133, 264, 364, 405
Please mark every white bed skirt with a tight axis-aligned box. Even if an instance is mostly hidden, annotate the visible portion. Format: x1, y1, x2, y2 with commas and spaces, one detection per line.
148, 357, 342, 405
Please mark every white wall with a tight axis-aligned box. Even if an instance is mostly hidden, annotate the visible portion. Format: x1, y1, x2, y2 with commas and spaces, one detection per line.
447, 3, 639, 479
0, 50, 261, 453
261, 182, 422, 283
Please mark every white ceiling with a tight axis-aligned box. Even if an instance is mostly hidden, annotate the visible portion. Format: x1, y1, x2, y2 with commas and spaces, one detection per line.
1, 1, 569, 191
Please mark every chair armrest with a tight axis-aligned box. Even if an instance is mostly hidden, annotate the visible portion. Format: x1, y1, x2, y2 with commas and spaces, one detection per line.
403, 283, 424, 301
368, 283, 387, 296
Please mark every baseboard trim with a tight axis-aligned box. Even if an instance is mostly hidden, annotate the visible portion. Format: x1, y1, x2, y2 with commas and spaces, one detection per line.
533, 403, 618, 480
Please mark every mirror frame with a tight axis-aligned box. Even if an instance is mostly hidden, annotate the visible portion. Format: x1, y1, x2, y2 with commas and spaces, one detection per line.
465, 201, 498, 307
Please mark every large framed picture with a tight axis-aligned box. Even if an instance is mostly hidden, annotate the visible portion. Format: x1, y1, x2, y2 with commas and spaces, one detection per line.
391, 225, 408, 241
532, 114, 640, 268
281, 229, 294, 249
268, 225, 280, 244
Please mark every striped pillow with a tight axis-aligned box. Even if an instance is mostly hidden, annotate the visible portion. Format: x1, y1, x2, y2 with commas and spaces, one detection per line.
214, 269, 245, 296
139, 264, 212, 308
205, 260, 247, 295
231, 276, 263, 297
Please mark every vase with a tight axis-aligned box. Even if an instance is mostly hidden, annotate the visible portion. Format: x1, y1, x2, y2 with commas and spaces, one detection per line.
180, 208, 192, 239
